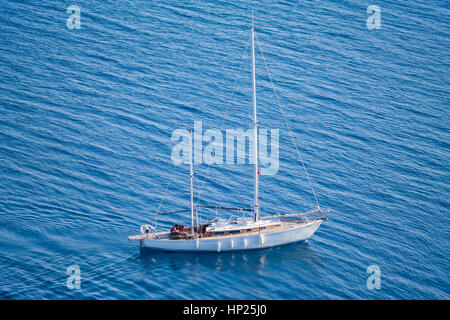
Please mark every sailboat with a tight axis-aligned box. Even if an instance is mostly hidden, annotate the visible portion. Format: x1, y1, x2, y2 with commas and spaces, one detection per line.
129, 18, 327, 252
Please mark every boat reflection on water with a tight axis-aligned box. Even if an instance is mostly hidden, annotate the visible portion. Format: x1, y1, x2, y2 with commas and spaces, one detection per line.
136, 240, 321, 275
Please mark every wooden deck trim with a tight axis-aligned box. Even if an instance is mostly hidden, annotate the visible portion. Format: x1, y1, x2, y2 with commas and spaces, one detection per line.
129, 218, 325, 241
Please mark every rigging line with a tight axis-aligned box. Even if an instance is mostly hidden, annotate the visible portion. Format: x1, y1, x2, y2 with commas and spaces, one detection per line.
198, 205, 253, 212
155, 180, 171, 215
194, 30, 251, 220
156, 209, 191, 216
156, 205, 252, 215
255, 31, 321, 210
152, 31, 250, 227
153, 179, 172, 229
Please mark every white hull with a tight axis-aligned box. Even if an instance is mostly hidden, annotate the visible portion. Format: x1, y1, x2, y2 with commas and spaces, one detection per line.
131, 219, 323, 252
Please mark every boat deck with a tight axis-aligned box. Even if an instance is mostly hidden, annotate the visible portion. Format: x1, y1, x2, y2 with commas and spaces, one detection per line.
128, 218, 323, 241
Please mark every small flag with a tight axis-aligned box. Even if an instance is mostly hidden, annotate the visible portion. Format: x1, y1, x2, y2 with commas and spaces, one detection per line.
258, 170, 261, 175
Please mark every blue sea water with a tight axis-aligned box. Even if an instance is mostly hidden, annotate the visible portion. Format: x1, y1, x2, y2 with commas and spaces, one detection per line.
0, 0, 449, 299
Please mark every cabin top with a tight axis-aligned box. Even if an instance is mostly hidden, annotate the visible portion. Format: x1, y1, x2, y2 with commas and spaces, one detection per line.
205, 216, 280, 233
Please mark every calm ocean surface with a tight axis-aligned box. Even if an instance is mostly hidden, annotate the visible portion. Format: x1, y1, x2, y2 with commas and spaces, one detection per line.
0, 0, 448, 299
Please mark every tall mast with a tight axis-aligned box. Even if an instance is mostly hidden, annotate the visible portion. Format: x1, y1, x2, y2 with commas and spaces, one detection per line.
251, 12, 259, 221
189, 129, 195, 233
